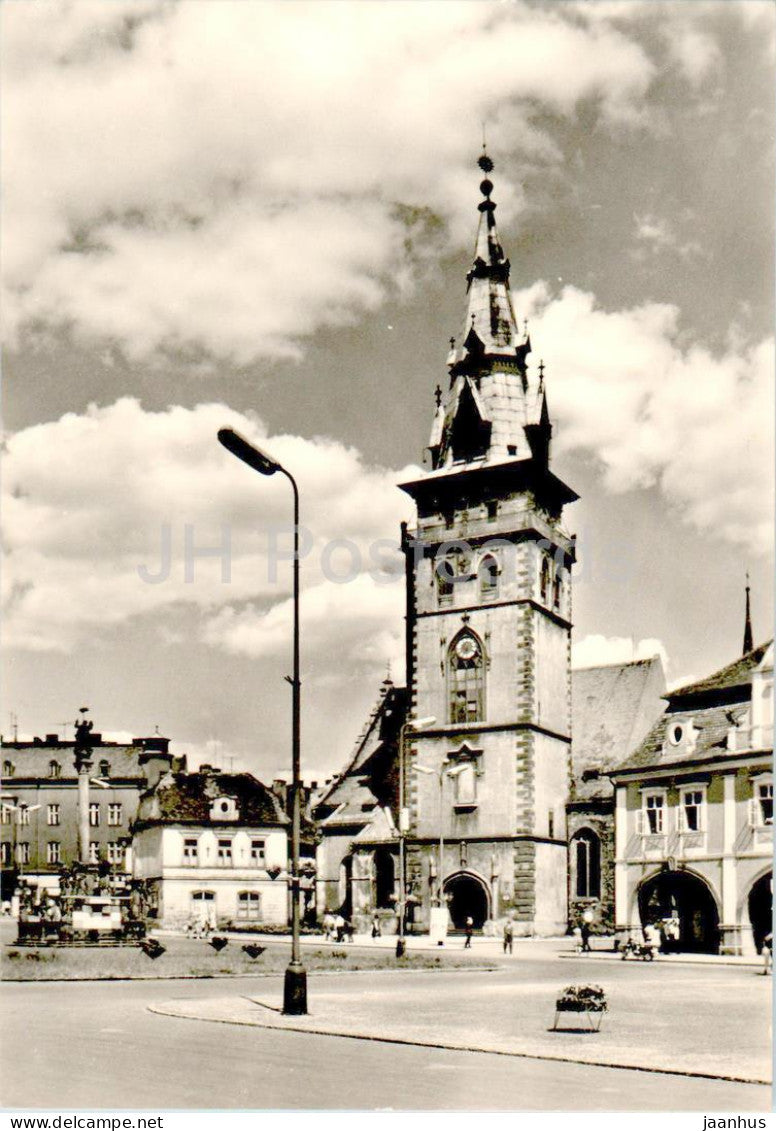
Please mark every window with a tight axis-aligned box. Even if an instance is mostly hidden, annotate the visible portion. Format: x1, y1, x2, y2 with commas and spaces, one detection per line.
88, 842, 100, 863
108, 804, 122, 826
478, 554, 499, 602
107, 842, 124, 865
3, 760, 14, 777
0, 843, 8, 865
573, 829, 601, 899
679, 788, 705, 833
552, 572, 562, 611
1, 806, 10, 826
89, 803, 100, 827
99, 760, 111, 778
540, 557, 551, 604
47, 841, 61, 864
237, 891, 262, 921
250, 839, 266, 866
47, 804, 60, 827
486, 500, 498, 522
183, 838, 198, 864
448, 632, 485, 724
48, 760, 61, 778
16, 843, 30, 864
217, 839, 233, 866
641, 793, 664, 834
435, 559, 454, 607
757, 781, 773, 825
17, 804, 30, 827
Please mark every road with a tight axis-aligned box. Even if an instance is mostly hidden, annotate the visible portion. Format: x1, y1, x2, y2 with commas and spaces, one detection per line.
1, 969, 770, 1111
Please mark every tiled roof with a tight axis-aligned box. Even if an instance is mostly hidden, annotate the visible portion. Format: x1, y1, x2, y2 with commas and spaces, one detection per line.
1, 741, 146, 781
613, 702, 751, 774
137, 771, 288, 826
667, 641, 772, 702
571, 656, 666, 799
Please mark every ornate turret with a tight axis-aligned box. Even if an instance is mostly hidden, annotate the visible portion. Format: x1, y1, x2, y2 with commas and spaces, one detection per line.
427, 151, 551, 474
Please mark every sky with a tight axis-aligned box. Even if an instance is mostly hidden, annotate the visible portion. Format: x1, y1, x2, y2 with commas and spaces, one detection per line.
3, 0, 774, 782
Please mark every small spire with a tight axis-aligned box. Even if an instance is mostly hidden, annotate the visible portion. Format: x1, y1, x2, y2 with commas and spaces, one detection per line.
434, 384, 443, 408
538, 359, 545, 389
743, 572, 754, 654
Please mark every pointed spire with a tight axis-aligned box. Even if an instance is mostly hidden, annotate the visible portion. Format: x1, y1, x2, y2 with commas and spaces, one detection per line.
743, 572, 754, 654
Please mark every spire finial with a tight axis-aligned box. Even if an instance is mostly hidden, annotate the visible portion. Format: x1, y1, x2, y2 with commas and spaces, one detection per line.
743, 572, 754, 654
434, 384, 442, 408
538, 359, 545, 389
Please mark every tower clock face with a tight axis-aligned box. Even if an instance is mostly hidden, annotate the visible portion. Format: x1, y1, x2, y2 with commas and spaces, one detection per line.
455, 636, 479, 662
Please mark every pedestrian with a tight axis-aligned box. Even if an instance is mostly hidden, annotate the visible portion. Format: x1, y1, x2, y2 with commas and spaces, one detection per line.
572, 925, 583, 953
371, 915, 381, 939
333, 913, 345, 942
322, 912, 335, 940
762, 931, 772, 976
503, 918, 514, 955
580, 920, 592, 953
464, 915, 473, 949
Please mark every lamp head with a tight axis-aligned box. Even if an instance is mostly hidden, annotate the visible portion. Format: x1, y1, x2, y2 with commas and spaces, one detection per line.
409, 716, 436, 731
218, 427, 281, 476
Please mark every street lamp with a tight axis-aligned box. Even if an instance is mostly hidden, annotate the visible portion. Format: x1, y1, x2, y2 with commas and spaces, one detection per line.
395, 715, 436, 958
217, 426, 307, 1016
415, 762, 468, 910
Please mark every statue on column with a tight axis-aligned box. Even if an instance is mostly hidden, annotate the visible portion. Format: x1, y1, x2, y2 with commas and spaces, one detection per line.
73, 708, 94, 772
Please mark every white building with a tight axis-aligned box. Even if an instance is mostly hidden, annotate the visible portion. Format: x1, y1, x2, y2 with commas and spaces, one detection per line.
132, 767, 290, 929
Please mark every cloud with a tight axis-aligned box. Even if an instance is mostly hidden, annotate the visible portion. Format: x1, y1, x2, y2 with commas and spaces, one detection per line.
3, 398, 413, 652
572, 633, 668, 671
517, 282, 774, 554
3, 1, 657, 363
632, 213, 704, 260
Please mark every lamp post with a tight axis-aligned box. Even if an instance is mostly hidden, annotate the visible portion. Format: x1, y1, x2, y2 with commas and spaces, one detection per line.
416, 762, 467, 909
395, 716, 436, 958
217, 426, 307, 1016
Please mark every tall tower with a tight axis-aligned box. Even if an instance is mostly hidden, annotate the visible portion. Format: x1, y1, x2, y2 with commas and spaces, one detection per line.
399, 153, 578, 935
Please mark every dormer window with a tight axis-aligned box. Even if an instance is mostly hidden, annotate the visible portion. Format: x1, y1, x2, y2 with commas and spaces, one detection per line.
48, 760, 61, 779
210, 796, 239, 822
668, 722, 685, 746
3, 761, 14, 778
99, 760, 111, 778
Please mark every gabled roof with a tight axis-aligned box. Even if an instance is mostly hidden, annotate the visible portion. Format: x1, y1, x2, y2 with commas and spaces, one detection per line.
136, 771, 288, 827
571, 656, 666, 799
314, 682, 406, 831
667, 641, 772, 704
613, 702, 751, 775
1, 741, 147, 782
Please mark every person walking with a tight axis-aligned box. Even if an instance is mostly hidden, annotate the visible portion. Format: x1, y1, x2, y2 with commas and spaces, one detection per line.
762, 931, 772, 975
464, 915, 473, 949
580, 920, 592, 953
503, 918, 514, 955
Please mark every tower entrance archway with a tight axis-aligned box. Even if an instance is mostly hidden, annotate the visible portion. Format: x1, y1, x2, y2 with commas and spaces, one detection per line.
638, 869, 720, 953
443, 871, 490, 930
748, 871, 772, 953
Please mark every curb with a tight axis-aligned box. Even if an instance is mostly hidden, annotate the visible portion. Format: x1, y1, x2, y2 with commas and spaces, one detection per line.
147, 1001, 771, 1089
558, 954, 761, 969
2, 965, 498, 985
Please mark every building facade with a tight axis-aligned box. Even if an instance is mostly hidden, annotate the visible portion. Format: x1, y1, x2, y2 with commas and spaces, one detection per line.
397, 153, 578, 936
611, 641, 773, 955
132, 767, 290, 929
0, 729, 179, 897
567, 656, 666, 932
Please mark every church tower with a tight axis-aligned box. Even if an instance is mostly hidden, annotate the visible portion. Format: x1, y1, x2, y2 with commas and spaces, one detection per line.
399, 152, 578, 935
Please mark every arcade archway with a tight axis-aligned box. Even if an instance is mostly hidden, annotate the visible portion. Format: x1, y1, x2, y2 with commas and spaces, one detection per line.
748, 871, 772, 953
443, 871, 490, 930
638, 868, 720, 954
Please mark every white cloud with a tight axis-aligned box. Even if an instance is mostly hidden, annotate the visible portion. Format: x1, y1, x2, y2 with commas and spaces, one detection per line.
3, 398, 413, 652
517, 282, 774, 554
572, 633, 668, 671
632, 213, 704, 260
3, 1, 656, 362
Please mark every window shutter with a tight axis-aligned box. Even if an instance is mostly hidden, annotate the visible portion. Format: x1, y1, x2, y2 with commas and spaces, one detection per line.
748, 797, 759, 828
635, 809, 645, 835
677, 806, 686, 833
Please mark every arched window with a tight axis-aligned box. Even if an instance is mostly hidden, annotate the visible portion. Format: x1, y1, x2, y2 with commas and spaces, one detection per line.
99, 759, 111, 778
48, 760, 61, 779
435, 559, 454, 607
237, 891, 262, 921
448, 632, 485, 724
573, 829, 601, 899
478, 554, 499, 602
3, 760, 14, 778
552, 571, 562, 611
540, 557, 551, 604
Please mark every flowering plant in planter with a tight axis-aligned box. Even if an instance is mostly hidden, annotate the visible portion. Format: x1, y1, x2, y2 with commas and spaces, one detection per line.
555, 985, 608, 1013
